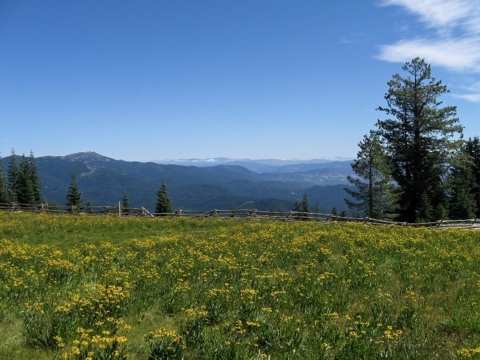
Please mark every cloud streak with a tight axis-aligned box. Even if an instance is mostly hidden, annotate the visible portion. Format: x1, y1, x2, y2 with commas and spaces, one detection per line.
378, 38, 480, 72
378, 0, 480, 102
381, 0, 474, 30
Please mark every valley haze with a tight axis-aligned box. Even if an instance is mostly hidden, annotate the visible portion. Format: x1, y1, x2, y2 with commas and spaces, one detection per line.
154, 157, 354, 174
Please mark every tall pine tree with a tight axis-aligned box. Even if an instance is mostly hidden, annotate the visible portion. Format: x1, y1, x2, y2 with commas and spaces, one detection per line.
66, 172, 82, 211
155, 181, 172, 216
0, 154, 8, 203
5, 150, 42, 205
17, 155, 34, 204
448, 141, 478, 219
344, 130, 396, 219
376, 58, 463, 223
29, 151, 42, 203
8, 150, 19, 202
463, 137, 480, 217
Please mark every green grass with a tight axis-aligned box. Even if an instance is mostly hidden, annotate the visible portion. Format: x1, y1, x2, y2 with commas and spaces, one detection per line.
0, 211, 479, 359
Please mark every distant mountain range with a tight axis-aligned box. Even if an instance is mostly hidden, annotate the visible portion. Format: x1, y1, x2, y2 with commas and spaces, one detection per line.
156, 157, 355, 184
155, 157, 353, 174
2, 152, 355, 213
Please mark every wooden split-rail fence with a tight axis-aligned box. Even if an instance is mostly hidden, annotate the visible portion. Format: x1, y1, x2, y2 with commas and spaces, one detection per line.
1, 202, 480, 230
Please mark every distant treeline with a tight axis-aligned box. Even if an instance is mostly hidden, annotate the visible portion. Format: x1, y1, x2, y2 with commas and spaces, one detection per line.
0, 150, 42, 205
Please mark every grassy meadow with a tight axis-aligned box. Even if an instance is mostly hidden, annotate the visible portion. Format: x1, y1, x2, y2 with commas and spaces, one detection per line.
0, 212, 479, 359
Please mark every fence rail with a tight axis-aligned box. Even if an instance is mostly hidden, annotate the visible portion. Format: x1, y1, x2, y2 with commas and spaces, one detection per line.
1, 202, 480, 229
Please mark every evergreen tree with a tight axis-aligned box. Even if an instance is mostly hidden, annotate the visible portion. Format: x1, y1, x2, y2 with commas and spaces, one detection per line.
86, 200, 93, 214
8, 150, 19, 202
5, 150, 42, 205
122, 193, 130, 215
28, 151, 42, 203
376, 58, 463, 223
330, 206, 338, 216
292, 194, 310, 218
416, 191, 434, 223
300, 193, 310, 220
344, 130, 396, 219
155, 181, 172, 215
0, 154, 9, 203
448, 145, 477, 219
292, 201, 301, 212
66, 172, 82, 211
314, 202, 320, 214
17, 155, 34, 204
448, 166, 477, 219
301, 193, 310, 213
291, 200, 302, 220
463, 137, 480, 217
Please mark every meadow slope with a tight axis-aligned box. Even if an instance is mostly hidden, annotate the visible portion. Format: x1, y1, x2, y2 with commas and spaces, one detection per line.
0, 212, 479, 359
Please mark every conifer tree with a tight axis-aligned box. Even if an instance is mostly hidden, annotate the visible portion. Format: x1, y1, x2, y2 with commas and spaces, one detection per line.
344, 130, 396, 219
155, 181, 172, 215
17, 155, 34, 204
291, 200, 302, 219
448, 166, 477, 219
292, 201, 301, 212
0, 155, 8, 203
8, 150, 19, 202
300, 193, 310, 220
231, 202, 238, 217
448, 143, 478, 219
28, 151, 42, 203
463, 137, 480, 217
66, 172, 82, 211
416, 191, 434, 223
301, 193, 310, 213
292, 194, 310, 217
4, 150, 42, 205
122, 193, 130, 215
376, 58, 463, 223
86, 200, 93, 214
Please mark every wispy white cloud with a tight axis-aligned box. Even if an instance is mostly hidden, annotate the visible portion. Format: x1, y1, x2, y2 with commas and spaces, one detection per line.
378, 38, 480, 72
381, 0, 474, 30
452, 81, 480, 102
455, 93, 480, 102
378, 0, 480, 102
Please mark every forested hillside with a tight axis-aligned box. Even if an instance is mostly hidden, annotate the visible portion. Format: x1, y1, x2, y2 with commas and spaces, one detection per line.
1, 152, 352, 213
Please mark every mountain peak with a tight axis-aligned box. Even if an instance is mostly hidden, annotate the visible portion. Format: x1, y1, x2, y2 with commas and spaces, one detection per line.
62, 151, 112, 162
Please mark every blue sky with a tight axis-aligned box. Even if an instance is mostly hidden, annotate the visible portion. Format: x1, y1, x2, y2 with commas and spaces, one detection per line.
1, 0, 479, 162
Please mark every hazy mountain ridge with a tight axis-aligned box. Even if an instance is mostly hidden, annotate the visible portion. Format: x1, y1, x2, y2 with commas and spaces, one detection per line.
2, 152, 354, 213
156, 157, 354, 185
156, 157, 354, 175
